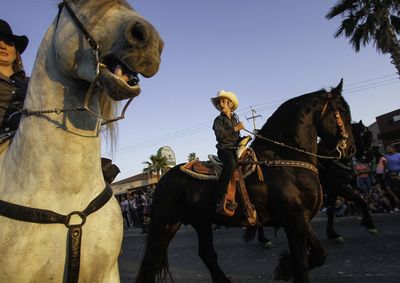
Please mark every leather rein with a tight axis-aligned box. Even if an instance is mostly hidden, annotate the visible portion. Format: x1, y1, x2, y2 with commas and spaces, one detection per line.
241, 92, 350, 175
0, 2, 118, 283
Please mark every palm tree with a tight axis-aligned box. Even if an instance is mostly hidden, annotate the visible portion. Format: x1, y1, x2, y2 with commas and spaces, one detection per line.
143, 153, 169, 181
326, 0, 400, 76
187, 152, 199, 161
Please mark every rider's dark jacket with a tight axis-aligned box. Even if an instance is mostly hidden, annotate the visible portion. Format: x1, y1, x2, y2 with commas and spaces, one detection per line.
0, 70, 29, 132
212, 112, 241, 151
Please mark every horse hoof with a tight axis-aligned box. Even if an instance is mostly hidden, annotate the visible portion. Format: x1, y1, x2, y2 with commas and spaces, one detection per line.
274, 251, 291, 281
273, 271, 291, 281
263, 241, 274, 248
367, 228, 378, 235
329, 236, 344, 243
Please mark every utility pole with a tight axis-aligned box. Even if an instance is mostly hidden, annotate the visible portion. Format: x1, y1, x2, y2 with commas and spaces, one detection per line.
246, 106, 262, 131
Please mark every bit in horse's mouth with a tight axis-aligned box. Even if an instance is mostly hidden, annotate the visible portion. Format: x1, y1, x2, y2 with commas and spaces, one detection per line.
100, 55, 139, 87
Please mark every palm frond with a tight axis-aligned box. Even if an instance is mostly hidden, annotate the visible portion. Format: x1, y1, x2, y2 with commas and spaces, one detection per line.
326, 0, 359, 19
390, 15, 400, 33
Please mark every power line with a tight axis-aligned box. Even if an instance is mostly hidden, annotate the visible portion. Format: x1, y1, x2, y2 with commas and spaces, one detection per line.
115, 73, 398, 153
246, 106, 262, 130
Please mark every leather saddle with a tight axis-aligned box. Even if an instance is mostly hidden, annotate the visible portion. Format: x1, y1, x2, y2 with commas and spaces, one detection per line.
180, 147, 262, 226
180, 146, 259, 181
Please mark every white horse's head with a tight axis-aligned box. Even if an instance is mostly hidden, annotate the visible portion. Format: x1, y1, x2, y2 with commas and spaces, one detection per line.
0, 2, 163, 282
53, 0, 163, 101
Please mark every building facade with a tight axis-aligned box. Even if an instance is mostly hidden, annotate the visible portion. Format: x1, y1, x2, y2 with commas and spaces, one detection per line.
376, 109, 400, 150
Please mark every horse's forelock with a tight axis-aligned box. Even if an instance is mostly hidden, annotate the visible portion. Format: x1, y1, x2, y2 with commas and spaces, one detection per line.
68, 0, 134, 26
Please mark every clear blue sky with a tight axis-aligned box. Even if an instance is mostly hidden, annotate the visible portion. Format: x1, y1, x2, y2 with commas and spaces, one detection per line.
3, 1, 399, 181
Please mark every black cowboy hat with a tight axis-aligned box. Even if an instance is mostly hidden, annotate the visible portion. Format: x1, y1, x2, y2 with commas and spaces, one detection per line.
0, 19, 29, 54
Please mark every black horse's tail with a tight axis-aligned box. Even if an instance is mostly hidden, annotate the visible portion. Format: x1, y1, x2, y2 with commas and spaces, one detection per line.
136, 169, 183, 283
136, 221, 173, 283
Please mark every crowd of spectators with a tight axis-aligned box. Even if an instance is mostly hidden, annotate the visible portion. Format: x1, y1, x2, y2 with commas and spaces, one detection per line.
119, 190, 153, 234
117, 146, 400, 224
325, 145, 400, 217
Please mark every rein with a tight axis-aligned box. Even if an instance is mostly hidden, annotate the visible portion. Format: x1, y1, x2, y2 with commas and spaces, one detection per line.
244, 128, 340, 160
0, 184, 113, 283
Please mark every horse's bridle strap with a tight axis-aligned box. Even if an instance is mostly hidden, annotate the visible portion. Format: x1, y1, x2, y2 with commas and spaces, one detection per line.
0, 184, 113, 283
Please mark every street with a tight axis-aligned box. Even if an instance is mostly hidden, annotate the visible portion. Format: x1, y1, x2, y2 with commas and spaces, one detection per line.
118, 212, 400, 283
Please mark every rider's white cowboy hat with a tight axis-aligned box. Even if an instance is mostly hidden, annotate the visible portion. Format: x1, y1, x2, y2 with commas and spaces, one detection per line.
211, 90, 239, 111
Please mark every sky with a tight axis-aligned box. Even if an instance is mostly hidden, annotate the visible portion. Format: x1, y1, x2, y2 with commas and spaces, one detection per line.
3, 1, 399, 181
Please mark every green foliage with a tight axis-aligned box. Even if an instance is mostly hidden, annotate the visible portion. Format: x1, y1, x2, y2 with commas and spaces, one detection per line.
326, 0, 400, 53
143, 152, 169, 178
187, 152, 199, 161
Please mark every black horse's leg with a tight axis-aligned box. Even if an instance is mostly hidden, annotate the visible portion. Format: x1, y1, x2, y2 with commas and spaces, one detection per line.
340, 185, 378, 234
306, 221, 327, 270
275, 215, 309, 283
257, 226, 273, 248
192, 221, 231, 283
325, 193, 344, 242
135, 222, 181, 283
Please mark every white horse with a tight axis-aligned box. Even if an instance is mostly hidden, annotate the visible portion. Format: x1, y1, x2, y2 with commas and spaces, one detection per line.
0, 1, 163, 282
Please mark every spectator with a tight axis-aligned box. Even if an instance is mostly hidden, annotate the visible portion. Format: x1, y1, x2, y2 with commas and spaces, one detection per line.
353, 156, 372, 195
120, 196, 131, 228
384, 145, 400, 201
127, 193, 136, 227
133, 192, 147, 231
369, 186, 393, 213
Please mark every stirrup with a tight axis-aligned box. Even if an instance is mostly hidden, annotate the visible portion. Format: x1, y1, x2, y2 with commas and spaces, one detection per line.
236, 135, 252, 159
238, 135, 252, 147
217, 196, 238, 216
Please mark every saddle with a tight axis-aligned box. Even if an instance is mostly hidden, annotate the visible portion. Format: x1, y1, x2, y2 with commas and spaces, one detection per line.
180, 147, 263, 226
101, 158, 121, 184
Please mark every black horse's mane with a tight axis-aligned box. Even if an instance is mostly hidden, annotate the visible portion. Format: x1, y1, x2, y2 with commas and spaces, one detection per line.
252, 88, 328, 148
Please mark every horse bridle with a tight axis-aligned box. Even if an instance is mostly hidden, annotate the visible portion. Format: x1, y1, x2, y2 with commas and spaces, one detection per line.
21, 1, 134, 125
319, 92, 350, 159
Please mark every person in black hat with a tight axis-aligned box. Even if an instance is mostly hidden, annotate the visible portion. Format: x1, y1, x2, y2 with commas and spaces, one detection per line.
0, 19, 29, 134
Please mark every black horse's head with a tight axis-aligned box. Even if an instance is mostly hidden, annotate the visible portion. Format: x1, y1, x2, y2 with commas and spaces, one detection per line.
317, 79, 355, 160
351, 120, 373, 161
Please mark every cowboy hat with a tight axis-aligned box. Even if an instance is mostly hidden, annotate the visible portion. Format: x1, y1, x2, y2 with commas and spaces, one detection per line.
0, 19, 29, 54
211, 90, 239, 111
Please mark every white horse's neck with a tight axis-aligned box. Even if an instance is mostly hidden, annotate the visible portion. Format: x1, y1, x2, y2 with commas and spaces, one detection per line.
0, 23, 105, 208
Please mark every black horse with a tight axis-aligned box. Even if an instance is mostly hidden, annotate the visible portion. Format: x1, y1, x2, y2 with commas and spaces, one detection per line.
250, 121, 377, 247
320, 120, 377, 242
135, 80, 354, 283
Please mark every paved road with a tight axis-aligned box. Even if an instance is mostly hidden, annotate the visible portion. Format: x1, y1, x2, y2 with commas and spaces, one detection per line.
118, 212, 400, 282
